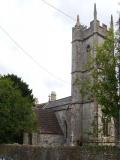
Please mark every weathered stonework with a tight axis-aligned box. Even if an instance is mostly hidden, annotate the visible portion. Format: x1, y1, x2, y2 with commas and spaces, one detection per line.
24, 133, 64, 147
23, 4, 115, 147
70, 4, 109, 145
33, 134, 64, 147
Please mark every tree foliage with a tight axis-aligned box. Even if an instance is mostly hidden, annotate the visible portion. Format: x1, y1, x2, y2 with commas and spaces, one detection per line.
91, 29, 119, 120
1, 74, 35, 105
77, 28, 120, 139
0, 75, 36, 143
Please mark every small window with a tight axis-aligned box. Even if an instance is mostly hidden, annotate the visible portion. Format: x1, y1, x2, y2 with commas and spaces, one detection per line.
86, 44, 91, 52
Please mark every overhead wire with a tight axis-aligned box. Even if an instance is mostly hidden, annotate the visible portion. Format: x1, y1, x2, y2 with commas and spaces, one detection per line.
0, 1, 76, 85
0, 25, 70, 85
41, 0, 76, 22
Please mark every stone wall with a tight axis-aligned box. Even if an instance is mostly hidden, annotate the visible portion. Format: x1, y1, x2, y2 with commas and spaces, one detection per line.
24, 133, 64, 147
32, 134, 64, 147
0, 144, 119, 160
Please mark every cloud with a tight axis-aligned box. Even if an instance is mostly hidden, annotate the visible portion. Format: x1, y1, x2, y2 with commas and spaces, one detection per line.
0, 0, 118, 103
0, 65, 10, 75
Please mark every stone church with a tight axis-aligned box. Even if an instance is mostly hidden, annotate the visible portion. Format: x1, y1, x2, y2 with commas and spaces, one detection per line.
24, 4, 115, 147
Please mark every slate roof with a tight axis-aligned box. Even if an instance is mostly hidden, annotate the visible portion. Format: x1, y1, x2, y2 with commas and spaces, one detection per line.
34, 96, 72, 135
37, 96, 72, 111
35, 108, 63, 135
36, 103, 46, 109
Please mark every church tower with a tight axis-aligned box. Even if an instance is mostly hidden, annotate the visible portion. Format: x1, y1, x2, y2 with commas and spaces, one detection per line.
71, 4, 108, 144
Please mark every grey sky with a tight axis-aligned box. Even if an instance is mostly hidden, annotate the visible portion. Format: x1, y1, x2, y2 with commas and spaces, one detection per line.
0, 0, 119, 102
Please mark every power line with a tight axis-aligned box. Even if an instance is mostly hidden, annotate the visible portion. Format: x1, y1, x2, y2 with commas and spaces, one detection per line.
0, 25, 70, 85
41, 0, 75, 22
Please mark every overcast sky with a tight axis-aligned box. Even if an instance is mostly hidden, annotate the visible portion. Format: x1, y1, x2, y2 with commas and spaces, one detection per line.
0, 0, 119, 103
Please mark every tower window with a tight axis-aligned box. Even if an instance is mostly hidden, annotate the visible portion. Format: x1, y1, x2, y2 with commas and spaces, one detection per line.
86, 44, 91, 52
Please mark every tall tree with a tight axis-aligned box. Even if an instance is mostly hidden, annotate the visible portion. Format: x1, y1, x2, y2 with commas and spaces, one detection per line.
93, 29, 118, 114
78, 28, 120, 140
0, 77, 36, 143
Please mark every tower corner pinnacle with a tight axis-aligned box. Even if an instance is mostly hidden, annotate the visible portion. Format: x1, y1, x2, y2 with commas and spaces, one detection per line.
110, 14, 114, 29
94, 3, 97, 21
75, 15, 80, 27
